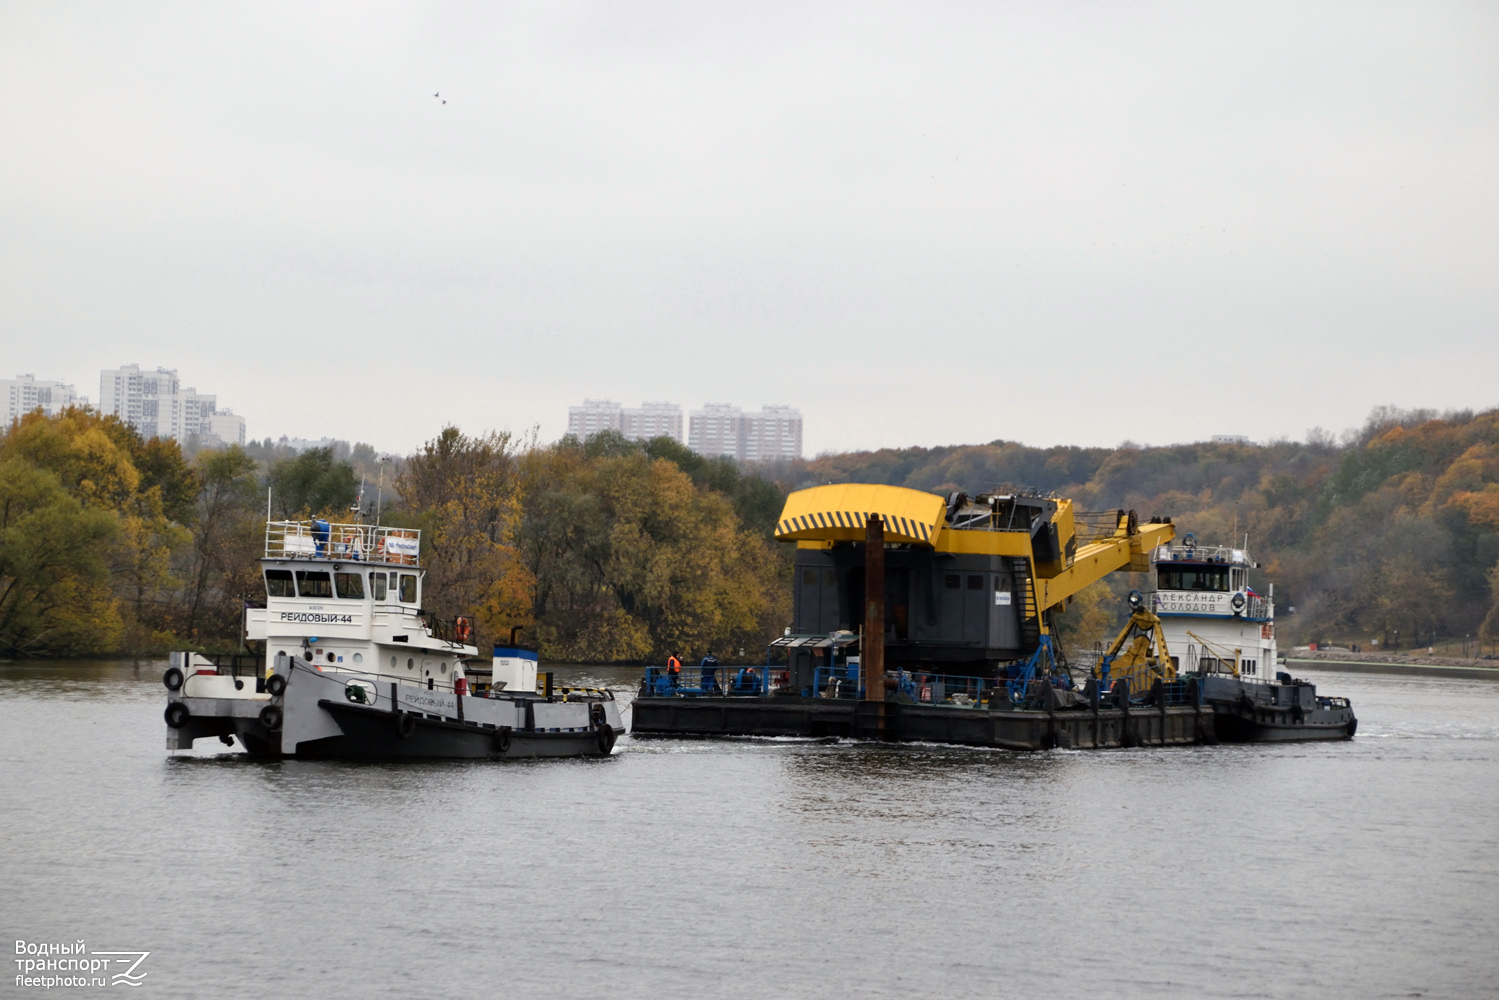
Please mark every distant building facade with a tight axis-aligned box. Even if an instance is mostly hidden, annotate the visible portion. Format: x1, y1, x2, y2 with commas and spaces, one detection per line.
569, 398, 801, 459
98, 364, 243, 447
569, 400, 684, 444
1211, 435, 1251, 445
688, 403, 802, 462
623, 402, 683, 443
688, 403, 743, 458
568, 399, 624, 439
209, 409, 247, 447
277, 436, 339, 454
743, 404, 802, 461
2, 374, 84, 425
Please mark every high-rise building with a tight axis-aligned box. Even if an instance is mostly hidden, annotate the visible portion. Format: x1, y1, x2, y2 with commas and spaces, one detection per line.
688, 404, 803, 461
98, 364, 243, 446
568, 400, 685, 443
567, 399, 624, 439
688, 403, 743, 458
209, 409, 247, 447
1, 374, 84, 425
743, 404, 803, 462
622, 402, 683, 443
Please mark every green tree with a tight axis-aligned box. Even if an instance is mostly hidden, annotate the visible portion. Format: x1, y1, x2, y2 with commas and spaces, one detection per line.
0, 458, 122, 656
183, 447, 263, 640
267, 447, 358, 518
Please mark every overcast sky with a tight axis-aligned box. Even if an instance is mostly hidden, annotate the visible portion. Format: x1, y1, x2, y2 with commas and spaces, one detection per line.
3, 2, 1497, 456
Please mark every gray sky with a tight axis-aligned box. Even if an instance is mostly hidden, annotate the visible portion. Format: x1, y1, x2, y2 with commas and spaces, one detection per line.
3, 2, 1497, 456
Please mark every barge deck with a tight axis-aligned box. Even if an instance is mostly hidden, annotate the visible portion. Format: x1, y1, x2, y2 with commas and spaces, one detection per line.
631, 691, 1214, 750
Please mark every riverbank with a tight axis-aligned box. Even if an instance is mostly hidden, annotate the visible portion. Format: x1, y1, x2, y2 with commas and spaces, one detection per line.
1285, 649, 1499, 680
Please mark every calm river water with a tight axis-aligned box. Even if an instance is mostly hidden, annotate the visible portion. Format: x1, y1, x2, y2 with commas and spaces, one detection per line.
2, 662, 1496, 999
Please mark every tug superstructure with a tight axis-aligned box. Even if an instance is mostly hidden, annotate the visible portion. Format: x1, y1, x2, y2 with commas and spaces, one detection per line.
162, 520, 621, 759
1145, 536, 1355, 741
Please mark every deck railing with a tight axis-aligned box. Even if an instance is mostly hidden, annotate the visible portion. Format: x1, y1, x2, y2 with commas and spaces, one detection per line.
640, 665, 767, 697
264, 520, 420, 565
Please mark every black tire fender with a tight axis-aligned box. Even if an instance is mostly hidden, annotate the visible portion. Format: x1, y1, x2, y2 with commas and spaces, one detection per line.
597, 725, 616, 755
258, 705, 283, 731
493, 726, 512, 754
265, 673, 287, 697
162, 667, 184, 692
164, 702, 190, 729
395, 712, 417, 739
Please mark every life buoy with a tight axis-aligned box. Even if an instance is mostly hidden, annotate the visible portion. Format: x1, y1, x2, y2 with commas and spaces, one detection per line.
162, 666, 184, 691
265, 673, 287, 697
258, 705, 283, 731
395, 712, 417, 739
596, 725, 616, 755
493, 726, 513, 753
164, 702, 190, 729
455, 617, 472, 643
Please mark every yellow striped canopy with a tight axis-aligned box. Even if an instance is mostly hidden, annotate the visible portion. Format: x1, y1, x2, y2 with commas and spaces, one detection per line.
774, 484, 946, 546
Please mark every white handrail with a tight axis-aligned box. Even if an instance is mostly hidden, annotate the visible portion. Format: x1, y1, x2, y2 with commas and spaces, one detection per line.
264, 520, 421, 565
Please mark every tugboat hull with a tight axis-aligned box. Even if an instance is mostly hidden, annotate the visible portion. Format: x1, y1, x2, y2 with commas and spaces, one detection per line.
1209, 707, 1356, 742
1199, 674, 1356, 743
166, 656, 621, 760
304, 700, 618, 759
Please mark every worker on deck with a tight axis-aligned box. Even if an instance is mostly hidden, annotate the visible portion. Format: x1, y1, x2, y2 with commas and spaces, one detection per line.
699, 651, 720, 693
666, 653, 682, 687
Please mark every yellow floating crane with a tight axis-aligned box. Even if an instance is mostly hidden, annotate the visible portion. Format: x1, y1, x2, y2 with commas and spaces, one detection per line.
773, 483, 1174, 676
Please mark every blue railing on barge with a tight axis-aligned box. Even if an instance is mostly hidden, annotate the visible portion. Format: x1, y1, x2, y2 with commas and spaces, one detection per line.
639, 663, 1203, 707
641, 666, 766, 697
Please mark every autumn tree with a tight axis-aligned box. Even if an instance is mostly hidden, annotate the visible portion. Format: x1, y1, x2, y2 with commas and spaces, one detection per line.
397, 427, 531, 640
0, 458, 122, 656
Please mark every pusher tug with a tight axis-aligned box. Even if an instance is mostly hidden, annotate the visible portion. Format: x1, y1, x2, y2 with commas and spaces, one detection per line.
162, 519, 622, 759
1145, 534, 1357, 741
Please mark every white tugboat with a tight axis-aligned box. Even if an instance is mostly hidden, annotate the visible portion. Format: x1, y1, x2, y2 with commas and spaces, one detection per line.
1150, 533, 1356, 741
162, 519, 623, 758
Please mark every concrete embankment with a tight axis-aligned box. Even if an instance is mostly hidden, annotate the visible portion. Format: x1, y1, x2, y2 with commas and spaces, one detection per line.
1284, 650, 1499, 679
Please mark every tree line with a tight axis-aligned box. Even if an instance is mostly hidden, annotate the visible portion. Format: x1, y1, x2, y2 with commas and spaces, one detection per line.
0, 410, 790, 661
6, 403, 1499, 660
785, 405, 1499, 651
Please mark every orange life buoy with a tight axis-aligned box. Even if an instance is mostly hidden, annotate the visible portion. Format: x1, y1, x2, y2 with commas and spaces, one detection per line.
455, 617, 472, 643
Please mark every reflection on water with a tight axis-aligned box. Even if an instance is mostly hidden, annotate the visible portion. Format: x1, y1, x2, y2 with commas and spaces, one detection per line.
1, 661, 1496, 999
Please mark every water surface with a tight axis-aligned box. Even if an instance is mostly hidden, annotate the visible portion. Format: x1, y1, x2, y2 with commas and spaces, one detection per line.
2, 662, 1495, 999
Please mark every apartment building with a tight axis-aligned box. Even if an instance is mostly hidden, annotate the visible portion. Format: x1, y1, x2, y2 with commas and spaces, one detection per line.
568, 400, 684, 444
1, 374, 84, 424
688, 404, 803, 462
98, 364, 244, 447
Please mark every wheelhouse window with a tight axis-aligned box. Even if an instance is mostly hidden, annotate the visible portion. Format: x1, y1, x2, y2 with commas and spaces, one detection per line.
295, 571, 333, 598
265, 570, 294, 597
1156, 566, 1230, 592
368, 571, 387, 601
334, 572, 365, 599
398, 574, 418, 604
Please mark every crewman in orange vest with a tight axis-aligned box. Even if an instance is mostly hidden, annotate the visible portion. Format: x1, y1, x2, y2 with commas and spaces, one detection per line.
666, 653, 682, 687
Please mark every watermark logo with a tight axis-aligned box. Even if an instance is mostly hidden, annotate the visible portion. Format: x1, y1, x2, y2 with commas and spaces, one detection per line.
15, 940, 150, 989
91, 952, 150, 987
